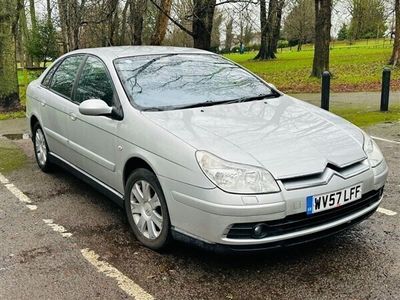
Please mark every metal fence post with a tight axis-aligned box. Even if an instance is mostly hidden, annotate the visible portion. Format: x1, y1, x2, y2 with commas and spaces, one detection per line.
321, 71, 330, 111
380, 67, 391, 112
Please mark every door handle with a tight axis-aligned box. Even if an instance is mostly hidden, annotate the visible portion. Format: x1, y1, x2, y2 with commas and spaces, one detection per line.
69, 113, 77, 121
41, 102, 46, 107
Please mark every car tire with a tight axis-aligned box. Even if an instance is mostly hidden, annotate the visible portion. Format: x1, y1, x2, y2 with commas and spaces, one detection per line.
32, 123, 53, 172
125, 168, 171, 250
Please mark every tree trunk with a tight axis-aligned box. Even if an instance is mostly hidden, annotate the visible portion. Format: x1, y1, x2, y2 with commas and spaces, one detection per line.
224, 18, 233, 52
255, 0, 276, 60
29, 0, 39, 65
119, 0, 130, 45
389, 0, 400, 66
29, 0, 37, 32
57, 0, 69, 52
192, 0, 216, 50
70, 0, 84, 50
151, 0, 172, 45
46, 0, 52, 26
107, 0, 119, 46
311, 0, 332, 78
18, 2, 29, 67
130, 0, 147, 45
272, 0, 284, 53
0, 0, 21, 111
255, 0, 267, 59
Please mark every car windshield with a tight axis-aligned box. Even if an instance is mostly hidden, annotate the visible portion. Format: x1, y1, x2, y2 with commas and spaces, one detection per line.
114, 54, 278, 110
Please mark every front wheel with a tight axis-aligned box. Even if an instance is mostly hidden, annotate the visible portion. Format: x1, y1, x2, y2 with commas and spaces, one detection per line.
125, 168, 171, 250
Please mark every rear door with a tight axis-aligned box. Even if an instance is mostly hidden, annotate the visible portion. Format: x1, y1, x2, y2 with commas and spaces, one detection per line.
64, 55, 123, 190
40, 55, 85, 162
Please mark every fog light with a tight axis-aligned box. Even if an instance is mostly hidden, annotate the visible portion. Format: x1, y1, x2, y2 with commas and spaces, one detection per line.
253, 224, 264, 238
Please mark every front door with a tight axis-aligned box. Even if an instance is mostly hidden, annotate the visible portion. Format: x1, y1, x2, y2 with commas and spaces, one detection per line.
64, 55, 122, 191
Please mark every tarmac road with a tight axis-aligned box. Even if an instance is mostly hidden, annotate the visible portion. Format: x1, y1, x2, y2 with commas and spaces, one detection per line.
0, 122, 399, 300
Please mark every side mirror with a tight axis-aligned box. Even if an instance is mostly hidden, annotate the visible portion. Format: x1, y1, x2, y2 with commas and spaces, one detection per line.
79, 99, 113, 116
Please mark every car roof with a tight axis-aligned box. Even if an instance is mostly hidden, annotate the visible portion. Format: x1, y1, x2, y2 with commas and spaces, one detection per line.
69, 46, 214, 62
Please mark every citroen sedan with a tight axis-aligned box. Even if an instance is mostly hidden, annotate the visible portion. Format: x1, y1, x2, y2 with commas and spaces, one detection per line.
26, 46, 388, 252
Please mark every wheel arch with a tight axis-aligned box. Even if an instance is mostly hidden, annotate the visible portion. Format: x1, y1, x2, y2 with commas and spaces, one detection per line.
123, 156, 157, 187
30, 115, 40, 132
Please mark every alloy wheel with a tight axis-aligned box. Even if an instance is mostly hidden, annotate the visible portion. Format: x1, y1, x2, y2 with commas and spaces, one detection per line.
35, 129, 48, 166
130, 180, 163, 240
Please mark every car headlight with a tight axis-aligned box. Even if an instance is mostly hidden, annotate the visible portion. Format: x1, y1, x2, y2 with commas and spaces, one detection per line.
196, 151, 280, 194
363, 134, 384, 167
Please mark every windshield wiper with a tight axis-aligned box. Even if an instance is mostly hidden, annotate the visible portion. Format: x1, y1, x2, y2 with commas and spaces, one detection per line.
173, 101, 221, 110
226, 92, 281, 104
143, 92, 281, 111
175, 93, 281, 110
141, 107, 167, 111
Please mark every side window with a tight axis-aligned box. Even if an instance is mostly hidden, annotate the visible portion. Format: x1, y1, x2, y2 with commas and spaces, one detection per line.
41, 62, 59, 87
50, 55, 83, 98
74, 56, 114, 106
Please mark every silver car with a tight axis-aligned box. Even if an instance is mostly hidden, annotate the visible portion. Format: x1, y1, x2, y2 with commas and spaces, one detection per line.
26, 46, 388, 252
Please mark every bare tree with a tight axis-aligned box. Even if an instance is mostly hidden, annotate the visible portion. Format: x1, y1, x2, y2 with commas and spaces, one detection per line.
255, 0, 277, 59
119, 0, 131, 44
130, 0, 147, 45
57, 0, 86, 51
224, 18, 233, 51
151, 0, 172, 45
255, 0, 268, 59
0, 0, 22, 111
149, 0, 217, 50
271, 0, 285, 53
283, 0, 315, 51
29, 0, 37, 32
311, 0, 332, 77
389, 0, 400, 66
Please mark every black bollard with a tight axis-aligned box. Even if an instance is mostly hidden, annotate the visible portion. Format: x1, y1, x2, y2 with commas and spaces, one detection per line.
321, 71, 330, 111
380, 67, 391, 112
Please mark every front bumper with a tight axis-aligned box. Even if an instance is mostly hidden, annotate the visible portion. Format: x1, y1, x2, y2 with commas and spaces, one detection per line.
159, 160, 388, 251
171, 200, 379, 253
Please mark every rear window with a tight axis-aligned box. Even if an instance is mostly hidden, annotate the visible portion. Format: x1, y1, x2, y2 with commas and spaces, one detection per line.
50, 55, 84, 99
41, 63, 59, 87
114, 54, 273, 110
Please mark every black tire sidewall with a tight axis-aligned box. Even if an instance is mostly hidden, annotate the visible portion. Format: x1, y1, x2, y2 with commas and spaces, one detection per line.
124, 168, 171, 250
32, 123, 52, 172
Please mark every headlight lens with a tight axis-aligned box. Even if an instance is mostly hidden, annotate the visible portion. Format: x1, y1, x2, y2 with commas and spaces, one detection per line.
363, 134, 383, 167
196, 151, 280, 194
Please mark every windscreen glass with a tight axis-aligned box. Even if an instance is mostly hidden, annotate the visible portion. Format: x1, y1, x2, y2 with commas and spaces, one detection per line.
114, 54, 274, 110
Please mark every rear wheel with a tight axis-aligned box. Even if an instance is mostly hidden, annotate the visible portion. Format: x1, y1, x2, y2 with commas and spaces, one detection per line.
125, 168, 171, 250
32, 123, 53, 172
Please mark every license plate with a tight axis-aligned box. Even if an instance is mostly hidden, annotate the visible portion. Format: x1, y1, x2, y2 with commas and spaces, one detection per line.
306, 184, 362, 215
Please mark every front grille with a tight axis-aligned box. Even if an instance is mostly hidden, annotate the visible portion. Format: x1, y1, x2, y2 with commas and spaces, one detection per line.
280, 160, 369, 191
226, 188, 383, 240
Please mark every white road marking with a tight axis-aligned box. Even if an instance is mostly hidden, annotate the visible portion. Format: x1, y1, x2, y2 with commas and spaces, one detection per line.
377, 207, 398, 216
0, 173, 9, 184
371, 136, 400, 145
5, 183, 32, 204
26, 204, 38, 211
81, 248, 154, 300
43, 219, 73, 238
0, 172, 153, 299
1, 173, 37, 211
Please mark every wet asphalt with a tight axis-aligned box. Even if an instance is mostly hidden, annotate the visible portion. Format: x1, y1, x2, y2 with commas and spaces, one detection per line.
0, 122, 399, 300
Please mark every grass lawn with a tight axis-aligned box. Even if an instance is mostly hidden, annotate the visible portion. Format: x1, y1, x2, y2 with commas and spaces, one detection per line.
332, 105, 400, 127
17, 69, 44, 106
226, 39, 399, 94
0, 138, 27, 173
